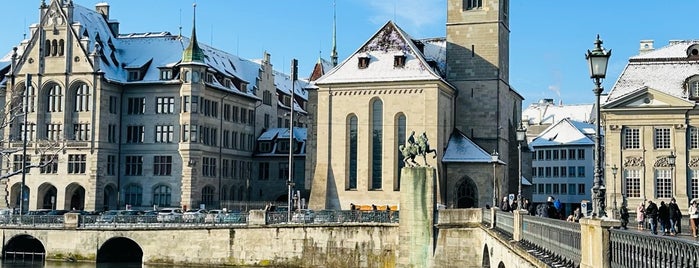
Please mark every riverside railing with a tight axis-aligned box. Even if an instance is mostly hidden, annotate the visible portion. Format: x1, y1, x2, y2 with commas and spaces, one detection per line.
521, 214, 581, 267
494, 210, 514, 236
610, 228, 699, 268
482, 208, 492, 227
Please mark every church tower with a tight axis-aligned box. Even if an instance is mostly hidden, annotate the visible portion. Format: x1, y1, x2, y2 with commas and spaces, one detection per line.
446, 0, 522, 201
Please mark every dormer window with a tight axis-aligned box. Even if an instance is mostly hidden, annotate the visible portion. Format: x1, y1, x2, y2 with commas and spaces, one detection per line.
358, 53, 370, 69
690, 80, 699, 99
688, 44, 699, 58
206, 73, 215, 83
127, 70, 141, 81
224, 78, 232, 88
160, 69, 172, 80
394, 52, 406, 68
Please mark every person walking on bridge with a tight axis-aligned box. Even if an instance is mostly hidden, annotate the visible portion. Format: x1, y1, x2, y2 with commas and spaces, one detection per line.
645, 200, 659, 235
689, 200, 699, 238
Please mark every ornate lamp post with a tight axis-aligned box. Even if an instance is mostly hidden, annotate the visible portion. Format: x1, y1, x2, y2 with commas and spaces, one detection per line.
516, 123, 527, 210
586, 34, 611, 218
611, 165, 618, 219
491, 150, 500, 208
668, 151, 676, 196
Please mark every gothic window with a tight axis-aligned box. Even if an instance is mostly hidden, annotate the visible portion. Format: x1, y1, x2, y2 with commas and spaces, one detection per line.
44, 40, 51, 57
124, 184, 143, 206
51, 40, 58, 56
74, 84, 90, 112
395, 114, 406, 191
655, 169, 672, 198
371, 99, 383, 190
348, 114, 358, 190
58, 39, 64, 56
153, 185, 171, 207
46, 84, 63, 112
625, 169, 641, 198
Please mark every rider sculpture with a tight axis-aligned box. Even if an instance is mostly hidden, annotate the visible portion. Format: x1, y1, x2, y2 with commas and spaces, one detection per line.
399, 131, 437, 167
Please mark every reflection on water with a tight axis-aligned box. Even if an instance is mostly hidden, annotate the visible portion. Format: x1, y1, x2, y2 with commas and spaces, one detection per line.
0, 261, 260, 268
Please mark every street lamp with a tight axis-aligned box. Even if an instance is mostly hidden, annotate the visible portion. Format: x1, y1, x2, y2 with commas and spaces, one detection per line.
586, 34, 611, 218
516, 123, 527, 211
611, 165, 618, 219
491, 150, 499, 208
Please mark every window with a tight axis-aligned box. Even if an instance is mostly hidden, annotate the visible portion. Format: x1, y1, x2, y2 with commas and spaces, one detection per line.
223, 130, 231, 148
569, 184, 576, 195
371, 100, 383, 189
73, 123, 90, 141
545, 167, 551, 177
222, 159, 230, 178
47, 84, 62, 112
560, 149, 567, 160
348, 115, 358, 189
654, 127, 671, 149
155, 125, 174, 143
537, 184, 544, 194
553, 167, 559, 177
538, 167, 544, 178
202, 186, 215, 207
577, 166, 585, 177
258, 141, 272, 153
156, 97, 175, 114
561, 166, 567, 177
223, 104, 231, 121
561, 183, 568, 195
568, 166, 576, 177
578, 184, 585, 195
691, 80, 699, 98
107, 155, 116, 176
692, 126, 699, 149
232, 106, 239, 122
263, 91, 272, 105
532, 168, 537, 178
153, 155, 172, 176
655, 169, 672, 198
553, 150, 559, 160
160, 69, 172, 80
124, 185, 142, 206
12, 155, 30, 173
278, 163, 289, 180
39, 154, 58, 174
624, 128, 640, 149
625, 169, 641, 198
264, 114, 270, 129
127, 97, 145, 114
568, 149, 576, 160
577, 149, 585, 160
126, 125, 144, 143
125, 156, 143, 176
393, 54, 406, 67
553, 184, 559, 194
19, 123, 36, 141
202, 157, 217, 177
74, 84, 90, 112
692, 170, 699, 200
259, 162, 270, 180
108, 124, 117, 143
545, 150, 552, 160
153, 185, 171, 207
127, 70, 141, 81
545, 184, 552, 194
109, 96, 118, 114
358, 55, 370, 69
46, 124, 62, 141
464, 0, 482, 10
67, 154, 86, 174
537, 150, 544, 161
396, 114, 406, 191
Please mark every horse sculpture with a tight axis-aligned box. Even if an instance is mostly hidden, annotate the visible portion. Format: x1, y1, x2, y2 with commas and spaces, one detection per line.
399, 131, 436, 167
417, 132, 437, 166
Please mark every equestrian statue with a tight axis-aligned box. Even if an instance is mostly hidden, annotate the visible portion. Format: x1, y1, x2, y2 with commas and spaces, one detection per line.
399, 131, 437, 167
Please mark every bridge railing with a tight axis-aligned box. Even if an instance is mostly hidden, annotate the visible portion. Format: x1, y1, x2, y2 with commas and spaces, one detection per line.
266, 210, 399, 225
494, 210, 514, 236
482, 208, 492, 227
610, 228, 699, 268
521, 214, 581, 267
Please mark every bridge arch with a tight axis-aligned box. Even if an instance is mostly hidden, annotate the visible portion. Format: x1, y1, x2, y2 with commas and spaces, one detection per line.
38, 183, 57, 209
97, 237, 143, 263
482, 244, 490, 268
498, 261, 505, 268
65, 182, 85, 210
3, 234, 45, 261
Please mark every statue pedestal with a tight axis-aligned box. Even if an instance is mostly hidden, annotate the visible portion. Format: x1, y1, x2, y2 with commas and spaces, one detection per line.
398, 167, 436, 268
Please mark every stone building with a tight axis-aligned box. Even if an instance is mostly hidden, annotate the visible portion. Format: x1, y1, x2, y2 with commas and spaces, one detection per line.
604, 39, 699, 210
0, 0, 308, 211
307, 0, 524, 210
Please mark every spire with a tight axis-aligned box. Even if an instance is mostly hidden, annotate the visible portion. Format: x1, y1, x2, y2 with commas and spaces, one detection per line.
182, 3, 205, 63
330, 0, 338, 67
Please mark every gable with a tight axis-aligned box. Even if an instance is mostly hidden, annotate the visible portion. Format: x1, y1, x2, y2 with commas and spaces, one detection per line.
603, 86, 695, 110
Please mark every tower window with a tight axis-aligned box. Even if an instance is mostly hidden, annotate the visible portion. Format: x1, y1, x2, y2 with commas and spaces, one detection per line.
464, 0, 482, 10
394, 54, 406, 68
358, 53, 370, 69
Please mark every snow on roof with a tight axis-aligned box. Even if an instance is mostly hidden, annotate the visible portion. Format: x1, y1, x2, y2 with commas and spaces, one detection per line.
443, 130, 504, 164
315, 21, 445, 84
270, 127, 306, 141
607, 40, 699, 103
272, 69, 309, 100
258, 129, 281, 141
529, 118, 596, 147
419, 37, 446, 77
523, 102, 593, 125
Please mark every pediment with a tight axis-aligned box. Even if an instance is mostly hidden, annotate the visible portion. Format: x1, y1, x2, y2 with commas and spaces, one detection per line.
603, 86, 695, 109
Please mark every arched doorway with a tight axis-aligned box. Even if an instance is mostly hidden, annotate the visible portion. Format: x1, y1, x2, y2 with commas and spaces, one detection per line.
3, 234, 45, 262
103, 184, 117, 211
455, 176, 478, 208
65, 183, 85, 210
97, 237, 143, 263
482, 245, 490, 268
38, 183, 57, 209
10, 183, 30, 213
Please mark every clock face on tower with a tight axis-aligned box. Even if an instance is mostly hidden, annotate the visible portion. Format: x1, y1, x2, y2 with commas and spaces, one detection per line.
192, 71, 200, 83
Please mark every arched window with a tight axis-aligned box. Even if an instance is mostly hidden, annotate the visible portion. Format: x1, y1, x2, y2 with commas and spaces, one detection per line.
44, 40, 51, 57
153, 185, 171, 207
202, 186, 215, 207
371, 99, 383, 190
74, 83, 90, 112
58, 39, 65, 56
124, 184, 142, 206
51, 40, 58, 56
46, 84, 62, 112
348, 115, 358, 190
395, 114, 406, 191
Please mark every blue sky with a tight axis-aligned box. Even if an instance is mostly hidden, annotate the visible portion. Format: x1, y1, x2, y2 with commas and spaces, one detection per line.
1, 1, 697, 106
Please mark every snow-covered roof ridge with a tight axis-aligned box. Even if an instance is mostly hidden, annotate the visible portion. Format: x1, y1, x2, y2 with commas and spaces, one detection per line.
530, 118, 596, 147
631, 40, 699, 60
315, 21, 448, 85
442, 129, 503, 164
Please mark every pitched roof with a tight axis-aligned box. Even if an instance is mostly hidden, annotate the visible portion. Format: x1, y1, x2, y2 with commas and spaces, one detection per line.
443, 130, 505, 164
315, 21, 447, 85
529, 118, 596, 147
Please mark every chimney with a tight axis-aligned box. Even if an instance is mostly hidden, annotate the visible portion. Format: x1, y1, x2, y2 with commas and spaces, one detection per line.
639, 40, 654, 54
96, 3, 109, 19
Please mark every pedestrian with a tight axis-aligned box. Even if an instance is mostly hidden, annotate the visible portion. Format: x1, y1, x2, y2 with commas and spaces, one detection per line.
523, 198, 531, 213
659, 201, 669, 235
668, 197, 681, 235
500, 196, 510, 212
350, 203, 356, 211
636, 201, 645, 230
689, 200, 699, 238
547, 197, 559, 220
573, 207, 582, 222
619, 201, 629, 230
646, 200, 659, 235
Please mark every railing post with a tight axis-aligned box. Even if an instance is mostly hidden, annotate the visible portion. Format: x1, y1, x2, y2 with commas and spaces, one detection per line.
513, 210, 524, 241
579, 218, 619, 268
490, 207, 496, 229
